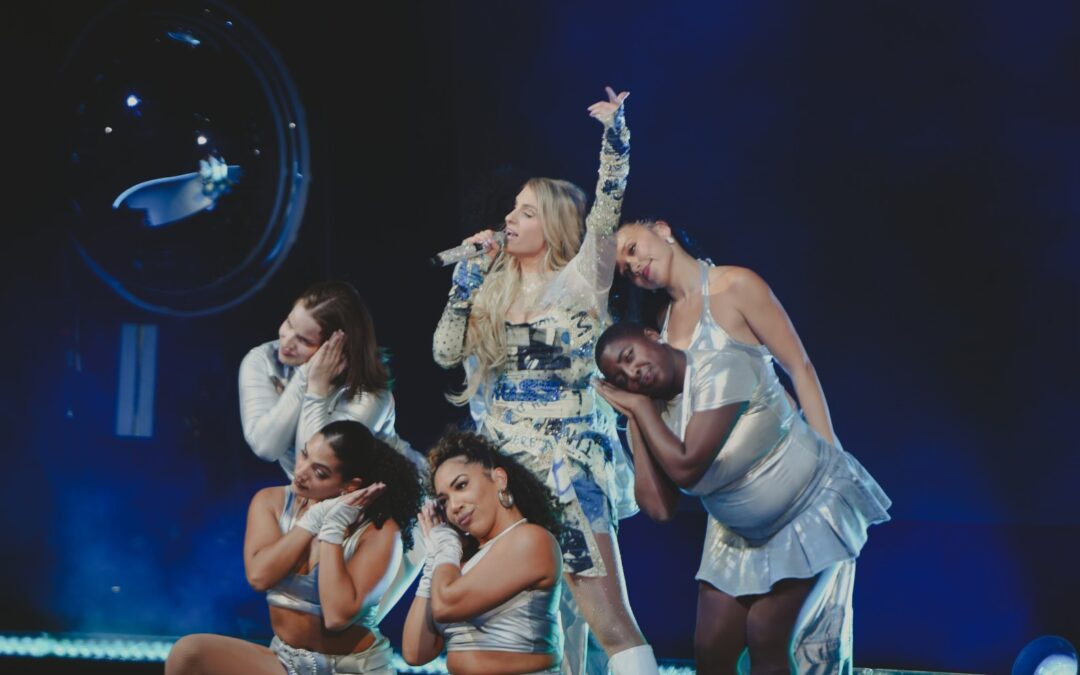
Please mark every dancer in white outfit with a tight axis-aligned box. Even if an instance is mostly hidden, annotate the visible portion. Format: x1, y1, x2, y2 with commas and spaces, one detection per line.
611, 220, 883, 673
402, 430, 563, 675
596, 322, 890, 675
239, 280, 425, 478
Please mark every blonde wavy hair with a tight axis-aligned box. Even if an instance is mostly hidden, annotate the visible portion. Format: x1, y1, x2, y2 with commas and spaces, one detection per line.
450, 177, 587, 405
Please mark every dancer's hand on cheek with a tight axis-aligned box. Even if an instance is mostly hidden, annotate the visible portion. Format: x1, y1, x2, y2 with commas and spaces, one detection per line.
295, 494, 345, 536
342, 482, 386, 510
307, 330, 347, 396
317, 482, 385, 545
417, 501, 460, 597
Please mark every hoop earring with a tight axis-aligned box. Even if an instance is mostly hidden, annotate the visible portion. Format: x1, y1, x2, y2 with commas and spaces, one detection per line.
497, 488, 515, 509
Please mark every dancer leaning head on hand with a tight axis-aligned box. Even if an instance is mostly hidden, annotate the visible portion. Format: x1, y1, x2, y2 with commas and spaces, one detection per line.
240, 280, 426, 479
594, 321, 890, 673
402, 429, 564, 674
166, 420, 423, 675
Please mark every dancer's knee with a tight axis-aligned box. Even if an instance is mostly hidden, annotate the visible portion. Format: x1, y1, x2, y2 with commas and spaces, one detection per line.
165, 634, 212, 675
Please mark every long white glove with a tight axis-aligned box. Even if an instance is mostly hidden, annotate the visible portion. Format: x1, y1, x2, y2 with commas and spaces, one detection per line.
416, 524, 463, 598
318, 500, 364, 545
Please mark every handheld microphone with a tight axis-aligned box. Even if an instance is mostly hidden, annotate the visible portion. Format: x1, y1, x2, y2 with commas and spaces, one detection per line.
430, 231, 506, 267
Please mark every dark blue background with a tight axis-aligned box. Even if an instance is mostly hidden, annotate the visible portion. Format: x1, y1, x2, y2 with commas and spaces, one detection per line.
3, 1, 1078, 672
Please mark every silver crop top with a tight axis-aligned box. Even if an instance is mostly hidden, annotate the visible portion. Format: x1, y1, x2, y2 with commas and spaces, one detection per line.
265, 487, 381, 629
438, 520, 562, 655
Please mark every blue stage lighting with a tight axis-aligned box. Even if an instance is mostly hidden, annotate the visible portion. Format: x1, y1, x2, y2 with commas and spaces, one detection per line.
125, 94, 140, 108
1013, 636, 1078, 675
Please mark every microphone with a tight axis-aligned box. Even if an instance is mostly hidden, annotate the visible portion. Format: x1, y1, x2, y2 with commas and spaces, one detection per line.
430, 231, 506, 267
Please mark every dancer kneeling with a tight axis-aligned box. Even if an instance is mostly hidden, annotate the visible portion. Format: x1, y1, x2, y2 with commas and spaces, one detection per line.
402, 430, 563, 675
166, 420, 422, 675
595, 323, 891, 674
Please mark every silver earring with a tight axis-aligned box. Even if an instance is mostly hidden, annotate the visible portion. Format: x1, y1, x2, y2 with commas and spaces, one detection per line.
665, 236, 675, 244
497, 488, 515, 509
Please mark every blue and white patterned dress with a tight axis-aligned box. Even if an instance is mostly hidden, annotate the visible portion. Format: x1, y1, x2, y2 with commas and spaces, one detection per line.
433, 108, 635, 577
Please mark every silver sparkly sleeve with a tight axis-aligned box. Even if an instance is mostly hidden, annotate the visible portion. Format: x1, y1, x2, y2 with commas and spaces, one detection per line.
589, 105, 631, 237
433, 259, 487, 368
576, 106, 630, 304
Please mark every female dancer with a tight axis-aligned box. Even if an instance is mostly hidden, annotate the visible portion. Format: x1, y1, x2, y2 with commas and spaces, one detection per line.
432, 88, 657, 673
240, 280, 425, 478
402, 430, 563, 674
614, 219, 863, 671
166, 420, 424, 675
613, 219, 837, 445
595, 323, 891, 674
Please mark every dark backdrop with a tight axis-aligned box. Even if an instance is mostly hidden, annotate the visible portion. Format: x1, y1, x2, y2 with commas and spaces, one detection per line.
2, 1, 1078, 672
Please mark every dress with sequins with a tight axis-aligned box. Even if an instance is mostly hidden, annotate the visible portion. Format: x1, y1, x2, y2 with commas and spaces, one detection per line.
433, 109, 635, 577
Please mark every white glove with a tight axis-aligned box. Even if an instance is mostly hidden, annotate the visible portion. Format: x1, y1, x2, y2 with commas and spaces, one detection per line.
294, 494, 344, 536
416, 524, 463, 598
414, 548, 437, 598
318, 500, 364, 545
429, 524, 464, 569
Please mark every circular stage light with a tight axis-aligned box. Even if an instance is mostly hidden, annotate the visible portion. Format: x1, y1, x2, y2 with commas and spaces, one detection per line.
59, 0, 310, 316
1013, 635, 1078, 675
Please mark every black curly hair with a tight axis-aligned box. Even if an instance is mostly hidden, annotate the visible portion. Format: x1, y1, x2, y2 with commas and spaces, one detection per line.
320, 420, 422, 551
427, 429, 563, 540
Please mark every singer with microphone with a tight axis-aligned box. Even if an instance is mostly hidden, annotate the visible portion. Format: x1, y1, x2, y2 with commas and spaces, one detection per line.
431, 88, 660, 675
431, 231, 507, 268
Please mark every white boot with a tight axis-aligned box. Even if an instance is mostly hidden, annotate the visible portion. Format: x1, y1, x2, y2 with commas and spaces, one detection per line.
607, 644, 659, 675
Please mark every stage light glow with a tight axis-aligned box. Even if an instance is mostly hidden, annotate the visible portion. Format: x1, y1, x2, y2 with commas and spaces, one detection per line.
196, 134, 207, 145
1013, 636, 1078, 675
166, 30, 200, 46
126, 94, 140, 107
0, 633, 707, 673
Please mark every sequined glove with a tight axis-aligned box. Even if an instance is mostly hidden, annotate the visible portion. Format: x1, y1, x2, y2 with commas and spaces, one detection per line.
318, 500, 364, 545
449, 259, 488, 305
294, 495, 344, 536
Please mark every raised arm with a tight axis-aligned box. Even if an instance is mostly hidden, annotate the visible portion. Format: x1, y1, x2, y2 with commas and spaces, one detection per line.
563, 88, 631, 305
239, 347, 306, 462
723, 267, 838, 444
